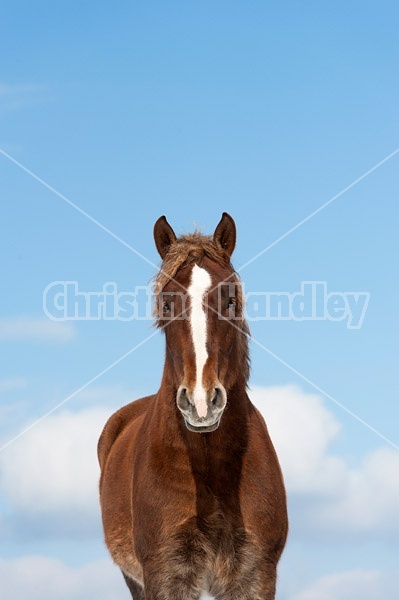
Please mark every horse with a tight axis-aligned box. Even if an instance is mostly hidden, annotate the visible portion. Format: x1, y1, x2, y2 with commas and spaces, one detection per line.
98, 213, 288, 600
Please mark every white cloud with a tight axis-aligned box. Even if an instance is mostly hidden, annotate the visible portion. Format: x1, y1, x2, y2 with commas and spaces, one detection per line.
0, 407, 111, 536
317, 446, 399, 535
1, 384, 398, 544
0, 556, 126, 600
0, 386, 398, 599
288, 569, 399, 600
0, 555, 216, 600
250, 385, 399, 539
0, 316, 76, 342
251, 385, 345, 495
0, 384, 139, 538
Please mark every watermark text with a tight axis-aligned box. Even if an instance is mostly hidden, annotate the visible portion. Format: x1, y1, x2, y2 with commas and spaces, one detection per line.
43, 281, 369, 329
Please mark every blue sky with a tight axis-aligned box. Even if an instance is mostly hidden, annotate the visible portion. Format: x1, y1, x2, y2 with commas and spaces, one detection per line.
1, 2, 398, 598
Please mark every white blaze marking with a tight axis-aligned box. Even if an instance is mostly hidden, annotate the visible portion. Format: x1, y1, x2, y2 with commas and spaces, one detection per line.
188, 264, 212, 418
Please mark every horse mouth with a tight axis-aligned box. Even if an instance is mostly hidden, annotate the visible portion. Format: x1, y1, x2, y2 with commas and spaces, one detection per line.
184, 419, 220, 433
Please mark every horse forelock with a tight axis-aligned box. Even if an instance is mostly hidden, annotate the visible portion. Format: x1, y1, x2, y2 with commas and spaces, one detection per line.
153, 232, 231, 316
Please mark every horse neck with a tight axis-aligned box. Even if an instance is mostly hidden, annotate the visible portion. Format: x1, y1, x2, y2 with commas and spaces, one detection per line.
153, 374, 251, 511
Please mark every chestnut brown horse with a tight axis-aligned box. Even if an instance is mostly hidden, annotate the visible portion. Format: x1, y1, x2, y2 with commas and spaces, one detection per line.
98, 213, 288, 600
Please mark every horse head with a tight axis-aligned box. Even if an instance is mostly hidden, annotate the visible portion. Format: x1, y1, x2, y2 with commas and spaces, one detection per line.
153, 212, 249, 433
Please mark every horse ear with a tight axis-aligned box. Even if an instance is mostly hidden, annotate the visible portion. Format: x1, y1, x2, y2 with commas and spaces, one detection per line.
213, 212, 236, 257
154, 216, 177, 259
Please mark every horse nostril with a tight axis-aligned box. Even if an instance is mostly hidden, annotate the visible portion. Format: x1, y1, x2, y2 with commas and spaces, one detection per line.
177, 387, 190, 411
212, 387, 225, 410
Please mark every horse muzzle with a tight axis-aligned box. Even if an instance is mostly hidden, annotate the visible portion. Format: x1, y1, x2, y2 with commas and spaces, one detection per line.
176, 384, 227, 433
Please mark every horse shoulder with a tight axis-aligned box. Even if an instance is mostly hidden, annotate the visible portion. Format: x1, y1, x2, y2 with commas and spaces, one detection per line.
97, 395, 154, 470
241, 407, 287, 552
246, 403, 285, 479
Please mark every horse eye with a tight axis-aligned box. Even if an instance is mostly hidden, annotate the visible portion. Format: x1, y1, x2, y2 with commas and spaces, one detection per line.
227, 297, 236, 310
163, 301, 171, 313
